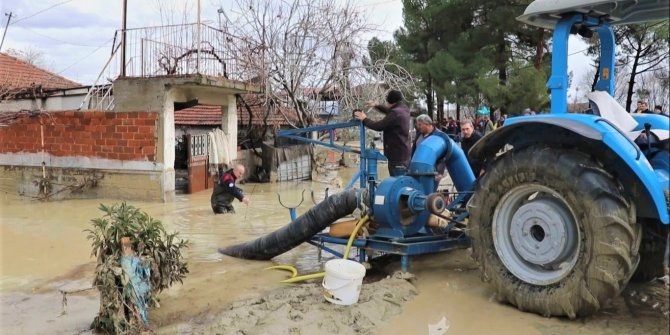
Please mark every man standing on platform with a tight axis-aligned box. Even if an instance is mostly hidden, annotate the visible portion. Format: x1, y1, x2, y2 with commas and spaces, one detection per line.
354, 89, 411, 176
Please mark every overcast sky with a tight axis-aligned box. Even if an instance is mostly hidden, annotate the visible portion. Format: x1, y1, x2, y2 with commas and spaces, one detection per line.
1, 0, 590, 94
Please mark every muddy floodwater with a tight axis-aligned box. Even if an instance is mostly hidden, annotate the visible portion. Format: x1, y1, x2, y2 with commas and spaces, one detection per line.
1, 166, 668, 334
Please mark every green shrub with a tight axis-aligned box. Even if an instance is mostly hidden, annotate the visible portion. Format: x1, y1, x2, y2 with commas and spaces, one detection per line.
85, 202, 189, 334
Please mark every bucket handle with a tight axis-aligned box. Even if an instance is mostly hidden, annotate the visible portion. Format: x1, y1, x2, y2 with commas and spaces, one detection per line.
322, 277, 355, 291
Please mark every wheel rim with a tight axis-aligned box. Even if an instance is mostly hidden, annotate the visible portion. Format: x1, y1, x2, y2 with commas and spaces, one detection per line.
492, 184, 580, 285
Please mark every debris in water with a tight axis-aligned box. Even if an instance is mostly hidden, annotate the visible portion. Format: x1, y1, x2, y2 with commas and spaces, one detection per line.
428, 316, 450, 335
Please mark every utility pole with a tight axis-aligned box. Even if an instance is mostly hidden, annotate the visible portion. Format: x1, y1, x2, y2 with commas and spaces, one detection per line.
121, 0, 127, 77
0, 12, 13, 52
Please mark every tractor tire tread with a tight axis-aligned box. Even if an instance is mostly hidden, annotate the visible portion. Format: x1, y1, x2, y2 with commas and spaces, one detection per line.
468, 146, 639, 318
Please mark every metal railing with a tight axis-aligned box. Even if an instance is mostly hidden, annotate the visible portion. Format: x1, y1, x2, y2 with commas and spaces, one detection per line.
121, 23, 261, 80
80, 23, 262, 110
78, 39, 121, 110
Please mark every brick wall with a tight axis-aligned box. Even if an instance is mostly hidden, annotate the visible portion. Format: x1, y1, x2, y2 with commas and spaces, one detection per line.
0, 111, 157, 161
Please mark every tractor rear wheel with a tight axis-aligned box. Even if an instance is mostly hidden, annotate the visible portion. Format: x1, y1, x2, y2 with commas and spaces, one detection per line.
469, 147, 640, 318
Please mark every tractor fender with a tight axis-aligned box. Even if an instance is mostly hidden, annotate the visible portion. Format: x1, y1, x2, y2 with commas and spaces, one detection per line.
632, 114, 670, 132
470, 114, 669, 224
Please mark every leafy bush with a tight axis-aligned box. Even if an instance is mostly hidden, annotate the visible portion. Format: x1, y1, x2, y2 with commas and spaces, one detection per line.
85, 202, 189, 334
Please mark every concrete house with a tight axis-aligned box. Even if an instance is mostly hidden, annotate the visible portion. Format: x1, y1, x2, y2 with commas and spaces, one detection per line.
173, 93, 310, 192
0, 23, 263, 201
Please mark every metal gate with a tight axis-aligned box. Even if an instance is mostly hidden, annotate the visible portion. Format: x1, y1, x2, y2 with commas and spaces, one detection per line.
276, 154, 311, 181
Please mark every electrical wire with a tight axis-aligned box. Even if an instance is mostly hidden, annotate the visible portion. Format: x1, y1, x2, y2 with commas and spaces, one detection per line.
49, 37, 114, 79
10, 0, 74, 26
16, 26, 113, 48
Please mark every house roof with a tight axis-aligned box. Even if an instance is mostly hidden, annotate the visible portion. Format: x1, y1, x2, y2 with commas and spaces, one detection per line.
0, 52, 81, 93
174, 105, 222, 126
237, 94, 299, 126
174, 95, 299, 127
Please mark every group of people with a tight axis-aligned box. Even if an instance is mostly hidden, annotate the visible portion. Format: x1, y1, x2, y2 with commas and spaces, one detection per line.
442, 109, 503, 140
353, 90, 486, 179
632, 100, 667, 116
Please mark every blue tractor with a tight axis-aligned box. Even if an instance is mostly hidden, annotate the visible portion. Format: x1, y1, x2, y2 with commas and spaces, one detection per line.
467, 0, 669, 318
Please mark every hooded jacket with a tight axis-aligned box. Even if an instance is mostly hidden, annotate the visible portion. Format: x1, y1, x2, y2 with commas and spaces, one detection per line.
363, 102, 411, 163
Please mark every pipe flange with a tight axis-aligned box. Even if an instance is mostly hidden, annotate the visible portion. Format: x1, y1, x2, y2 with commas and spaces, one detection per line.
426, 193, 446, 214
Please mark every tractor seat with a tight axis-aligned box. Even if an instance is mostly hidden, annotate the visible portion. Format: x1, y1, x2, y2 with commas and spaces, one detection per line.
587, 91, 642, 141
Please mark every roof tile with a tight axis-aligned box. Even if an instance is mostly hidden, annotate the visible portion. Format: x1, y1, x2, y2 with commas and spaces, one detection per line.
175, 94, 299, 126
0, 52, 81, 93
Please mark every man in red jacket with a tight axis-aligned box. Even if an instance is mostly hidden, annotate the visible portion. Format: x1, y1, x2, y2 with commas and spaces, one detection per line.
211, 164, 250, 214
353, 89, 411, 176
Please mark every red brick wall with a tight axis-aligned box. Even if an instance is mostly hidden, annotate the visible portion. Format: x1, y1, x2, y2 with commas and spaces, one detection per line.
0, 111, 158, 161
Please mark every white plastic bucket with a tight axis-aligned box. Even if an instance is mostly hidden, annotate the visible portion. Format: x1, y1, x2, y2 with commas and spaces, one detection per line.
322, 259, 366, 305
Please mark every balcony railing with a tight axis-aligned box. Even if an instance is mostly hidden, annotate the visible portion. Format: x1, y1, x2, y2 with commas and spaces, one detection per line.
119, 23, 261, 80
80, 23, 263, 110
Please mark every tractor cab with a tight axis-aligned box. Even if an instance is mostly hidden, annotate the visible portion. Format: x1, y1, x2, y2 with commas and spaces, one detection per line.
517, 0, 669, 115
517, 0, 670, 155
518, 0, 670, 29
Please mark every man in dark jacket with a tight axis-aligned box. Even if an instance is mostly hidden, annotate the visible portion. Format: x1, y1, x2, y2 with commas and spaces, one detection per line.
459, 119, 483, 176
444, 116, 459, 138
211, 164, 250, 214
633, 100, 651, 114
354, 89, 411, 176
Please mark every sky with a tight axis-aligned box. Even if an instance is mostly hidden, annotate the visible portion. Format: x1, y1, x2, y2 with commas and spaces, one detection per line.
0, 0, 405, 84
0, 0, 590, 95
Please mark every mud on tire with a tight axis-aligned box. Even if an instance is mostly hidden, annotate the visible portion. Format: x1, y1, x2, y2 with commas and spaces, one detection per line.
468, 147, 640, 318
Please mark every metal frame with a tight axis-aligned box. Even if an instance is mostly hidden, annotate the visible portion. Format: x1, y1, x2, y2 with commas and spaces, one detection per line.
277, 120, 387, 194
279, 121, 370, 189
548, 15, 601, 114
306, 233, 470, 272
277, 120, 474, 271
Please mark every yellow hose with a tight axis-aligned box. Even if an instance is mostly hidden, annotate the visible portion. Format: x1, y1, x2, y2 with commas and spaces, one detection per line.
273, 214, 371, 284
281, 272, 325, 283
343, 214, 369, 259
265, 265, 298, 278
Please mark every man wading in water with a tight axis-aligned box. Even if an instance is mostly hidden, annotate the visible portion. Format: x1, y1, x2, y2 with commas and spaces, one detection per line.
211, 164, 250, 214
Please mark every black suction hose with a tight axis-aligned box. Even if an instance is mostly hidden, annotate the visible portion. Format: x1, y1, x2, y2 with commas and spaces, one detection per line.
219, 189, 358, 260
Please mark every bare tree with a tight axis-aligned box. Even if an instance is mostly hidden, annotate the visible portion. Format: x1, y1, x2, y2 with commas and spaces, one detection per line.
229, 0, 419, 128
618, 22, 669, 112
579, 60, 630, 105
5, 46, 47, 68
636, 68, 670, 111
153, 0, 195, 26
